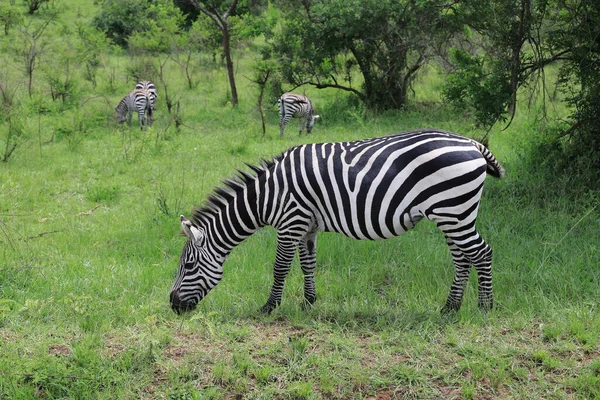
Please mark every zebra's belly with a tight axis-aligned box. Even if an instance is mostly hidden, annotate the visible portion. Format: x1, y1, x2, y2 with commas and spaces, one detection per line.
319, 207, 423, 241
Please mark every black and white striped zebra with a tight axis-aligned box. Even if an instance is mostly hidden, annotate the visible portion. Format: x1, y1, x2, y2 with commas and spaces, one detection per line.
115, 88, 152, 129
278, 93, 320, 137
170, 129, 505, 315
135, 80, 157, 122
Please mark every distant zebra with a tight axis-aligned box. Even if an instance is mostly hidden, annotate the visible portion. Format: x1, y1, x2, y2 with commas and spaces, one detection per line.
170, 129, 505, 315
135, 80, 157, 123
115, 89, 152, 129
278, 93, 320, 137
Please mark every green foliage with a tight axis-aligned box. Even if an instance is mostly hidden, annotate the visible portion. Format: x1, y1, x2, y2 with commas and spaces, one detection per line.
271, 0, 463, 110
442, 0, 600, 183
0, 3, 23, 35
443, 49, 512, 127
524, 124, 600, 194
75, 24, 111, 88
92, 0, 184, 48
127, 2, 185, 55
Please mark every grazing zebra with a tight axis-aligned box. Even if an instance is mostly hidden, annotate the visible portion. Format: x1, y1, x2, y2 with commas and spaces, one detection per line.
115, 89, 152, 129
170, 129, 505, 315
278, 93, 320, 137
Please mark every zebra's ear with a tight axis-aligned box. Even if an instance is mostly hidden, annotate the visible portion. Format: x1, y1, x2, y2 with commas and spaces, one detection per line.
180, 215, 204, 244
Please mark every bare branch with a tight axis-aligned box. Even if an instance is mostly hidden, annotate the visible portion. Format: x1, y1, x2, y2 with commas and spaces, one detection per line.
189, 0, 223, 29
292, 81, 365, 101
26, 230, 59, 240
223, 0, 239, 20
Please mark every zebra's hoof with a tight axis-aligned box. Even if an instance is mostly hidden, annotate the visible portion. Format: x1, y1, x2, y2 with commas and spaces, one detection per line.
260, 304, 275, 314
478, 301, 493, 313
301, 297, 316, 310
440, 303, 461, 314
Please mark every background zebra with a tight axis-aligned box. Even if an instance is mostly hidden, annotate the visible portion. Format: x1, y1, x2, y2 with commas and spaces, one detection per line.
135, 80, 157, 123
115, 88, 152, 129
170, 129, 505, 315
277, 93, 320, 137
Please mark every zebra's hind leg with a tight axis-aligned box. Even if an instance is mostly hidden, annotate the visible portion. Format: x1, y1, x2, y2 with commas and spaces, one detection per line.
440, 230, 494, 313
261, 234, 298, 314
441, 236, 472, 313
279, 122, 286, 138
471, 241, 494, 311
298, 232, 318, 308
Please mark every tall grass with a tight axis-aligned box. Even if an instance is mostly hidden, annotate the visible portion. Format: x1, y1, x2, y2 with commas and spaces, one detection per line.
1, 2, 599, 398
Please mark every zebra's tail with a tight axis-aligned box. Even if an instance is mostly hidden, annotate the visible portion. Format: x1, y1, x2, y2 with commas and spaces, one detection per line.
472, 140, 505, 179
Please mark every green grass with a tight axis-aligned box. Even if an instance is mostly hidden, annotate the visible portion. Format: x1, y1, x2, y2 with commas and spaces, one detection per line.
1, 1, 600, 398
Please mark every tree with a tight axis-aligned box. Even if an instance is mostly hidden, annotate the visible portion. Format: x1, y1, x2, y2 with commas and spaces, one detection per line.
0, 76, 24, 162
189, 0, 241, 106
0, 3, 23, 35
12, 15, 56, 97
443, 0, 600, 183
93, 0, 184, 48
170, 20, 217, 89
25, 0, 50, 15
271, 0, 463, 110
127, 3, 186, 115
75, 24, 111, 89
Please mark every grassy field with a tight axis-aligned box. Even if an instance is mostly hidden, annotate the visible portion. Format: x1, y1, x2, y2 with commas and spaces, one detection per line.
1, 2, 600, 399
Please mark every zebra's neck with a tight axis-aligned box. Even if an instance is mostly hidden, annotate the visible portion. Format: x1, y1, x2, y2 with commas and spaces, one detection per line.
116, 98, 129, 113
192, 168, 269, 260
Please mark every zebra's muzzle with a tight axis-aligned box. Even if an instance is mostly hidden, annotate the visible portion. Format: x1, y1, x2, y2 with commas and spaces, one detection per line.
170, 290, 197, 314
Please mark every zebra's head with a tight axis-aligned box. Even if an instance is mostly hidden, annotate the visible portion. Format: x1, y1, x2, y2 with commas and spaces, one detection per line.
115, 102, 128, 124
307, 114, 320, 134
170, 215, 223, 314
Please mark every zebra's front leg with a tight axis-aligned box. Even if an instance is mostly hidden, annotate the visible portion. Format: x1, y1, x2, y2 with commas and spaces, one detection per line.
299, 117, 307, 135
261, 236, 298, 314
298, 232, 318, 308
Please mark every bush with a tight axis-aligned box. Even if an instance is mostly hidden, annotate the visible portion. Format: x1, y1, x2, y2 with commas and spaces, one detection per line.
92, 0, 185, 48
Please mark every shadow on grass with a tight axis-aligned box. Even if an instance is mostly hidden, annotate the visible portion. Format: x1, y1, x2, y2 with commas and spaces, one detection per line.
237, 303, 469, 334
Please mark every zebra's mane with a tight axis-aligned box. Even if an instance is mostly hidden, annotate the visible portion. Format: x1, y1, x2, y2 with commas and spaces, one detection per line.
191, 157, 278, 225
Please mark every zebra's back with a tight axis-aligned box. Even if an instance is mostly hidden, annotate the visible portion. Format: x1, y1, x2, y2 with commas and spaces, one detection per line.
135, 81, 157, 104
269, 129, 500, 240
278, 93, 312, 117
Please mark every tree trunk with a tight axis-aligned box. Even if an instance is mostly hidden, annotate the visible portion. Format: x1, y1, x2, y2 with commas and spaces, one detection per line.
222, 24, 238, 107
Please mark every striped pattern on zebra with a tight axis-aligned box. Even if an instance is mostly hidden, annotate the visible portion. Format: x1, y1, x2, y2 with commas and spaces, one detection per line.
135, 81, 157, 106
278, 93, 320, 137
170, 129, 505, 315
135, 80, 157, 122
115, 88, 152, 129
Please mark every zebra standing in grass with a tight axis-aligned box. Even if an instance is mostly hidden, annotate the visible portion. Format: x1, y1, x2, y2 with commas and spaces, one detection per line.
115, 88, 152, 129
135, 80, 157, 124
170, 129, 505, 315
278, 93, 320, 137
